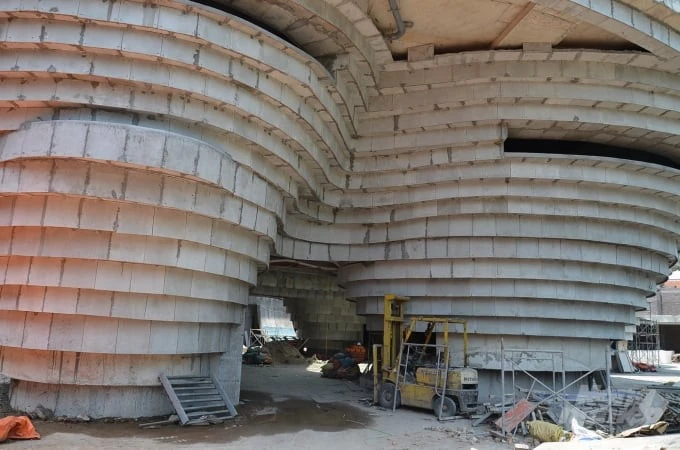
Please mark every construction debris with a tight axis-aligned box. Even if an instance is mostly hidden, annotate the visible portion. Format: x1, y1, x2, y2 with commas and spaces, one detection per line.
648, 385, 680, 433
320, 353, 360, 380
262, 340, 306, 364
242, 346, 273, 365
616, 421, 668, 438
618, 390, 667, 430
242, 340, 307, 365
632, 362, 657, 372
488, 384, 680, 446
138, 415, 180, 429
494, 400, 537, 433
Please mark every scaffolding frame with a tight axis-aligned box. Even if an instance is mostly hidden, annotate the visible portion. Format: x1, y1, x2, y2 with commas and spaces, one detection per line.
630, 314, 660, 367
248, 328, 269, 347
499, 340, 614, 435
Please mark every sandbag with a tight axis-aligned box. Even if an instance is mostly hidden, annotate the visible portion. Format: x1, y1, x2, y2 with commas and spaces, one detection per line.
0, 416, 41, 442
526, 420, 564, 442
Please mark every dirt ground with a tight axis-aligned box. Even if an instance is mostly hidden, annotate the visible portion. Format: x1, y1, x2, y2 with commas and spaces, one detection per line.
2, 363, 680, 449
0, 363, 516, 449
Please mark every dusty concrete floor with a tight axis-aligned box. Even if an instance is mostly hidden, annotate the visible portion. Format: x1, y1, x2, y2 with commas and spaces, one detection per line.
611, 363, 680, 389
0, 363, 516, 449
2, 363, 680, 449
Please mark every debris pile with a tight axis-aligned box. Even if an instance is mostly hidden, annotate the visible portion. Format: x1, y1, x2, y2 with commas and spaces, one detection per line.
649, 385, 680, 433
262, 340, 306, 364
534, 389, 648, 430
320, 353, 360, 380
483, 385, 680, 443
242, 346, 273, 365
632, 361, 657, 372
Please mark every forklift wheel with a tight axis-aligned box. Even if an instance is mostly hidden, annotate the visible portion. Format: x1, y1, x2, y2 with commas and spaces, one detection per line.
378, 383, 401, 409
432, 396, 457, 418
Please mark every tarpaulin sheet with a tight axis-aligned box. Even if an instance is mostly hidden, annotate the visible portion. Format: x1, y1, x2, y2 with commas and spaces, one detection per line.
256, 298, 296, 338
0, 416, 40, 442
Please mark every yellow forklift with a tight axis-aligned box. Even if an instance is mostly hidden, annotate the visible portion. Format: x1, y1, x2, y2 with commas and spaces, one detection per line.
372, 294, 479, 419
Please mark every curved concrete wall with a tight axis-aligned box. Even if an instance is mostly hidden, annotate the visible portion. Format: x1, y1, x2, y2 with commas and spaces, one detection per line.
0, 0, 678, 416
0, 121, 276, 416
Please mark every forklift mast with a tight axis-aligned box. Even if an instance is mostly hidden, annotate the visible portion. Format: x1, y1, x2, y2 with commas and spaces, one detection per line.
382, 294, 469, 370
382, 294, 409, 372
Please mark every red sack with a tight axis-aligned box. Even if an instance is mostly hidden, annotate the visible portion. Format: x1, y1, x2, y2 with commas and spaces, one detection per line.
0, 416, 41, 442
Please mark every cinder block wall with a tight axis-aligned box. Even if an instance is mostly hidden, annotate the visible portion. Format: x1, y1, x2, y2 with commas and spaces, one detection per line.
253, 269, 365, 355
283, 295, 364, 356
650, 283, 680, 316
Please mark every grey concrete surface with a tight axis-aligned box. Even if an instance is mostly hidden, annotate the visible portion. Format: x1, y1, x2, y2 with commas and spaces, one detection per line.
1, 364, 513, 449
0, 0, 679, 417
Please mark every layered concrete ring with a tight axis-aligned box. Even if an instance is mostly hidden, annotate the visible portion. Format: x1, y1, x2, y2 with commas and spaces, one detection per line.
0, 121, 280, 417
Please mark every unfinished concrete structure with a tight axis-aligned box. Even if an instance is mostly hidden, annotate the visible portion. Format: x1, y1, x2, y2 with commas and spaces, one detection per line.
646, 279, 680, 352
0, 0, 680, 416
253, 268, 364, 354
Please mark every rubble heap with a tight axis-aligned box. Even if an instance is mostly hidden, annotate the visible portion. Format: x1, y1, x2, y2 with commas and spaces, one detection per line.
262, 341, 306, 365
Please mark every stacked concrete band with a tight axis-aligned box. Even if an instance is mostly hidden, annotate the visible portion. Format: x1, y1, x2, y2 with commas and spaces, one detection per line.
0, 0, 678, 415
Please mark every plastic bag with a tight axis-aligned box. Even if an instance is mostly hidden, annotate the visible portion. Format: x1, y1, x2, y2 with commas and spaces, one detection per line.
569, 417, 602, 441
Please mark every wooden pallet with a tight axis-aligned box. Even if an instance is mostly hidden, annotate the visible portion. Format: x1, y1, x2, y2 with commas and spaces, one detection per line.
159, 374, 237, 425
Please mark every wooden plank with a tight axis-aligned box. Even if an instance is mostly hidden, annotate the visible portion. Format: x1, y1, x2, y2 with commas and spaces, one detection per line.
159, 374, 190, 425
211, 374, 237, 417
617, 351, 635, 373
472, 411, 493, 427
186, 409, 230, 417
491, 2, 535, 49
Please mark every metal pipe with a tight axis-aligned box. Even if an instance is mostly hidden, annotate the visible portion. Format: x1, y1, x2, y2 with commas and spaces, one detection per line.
606, 346, 613, 434
268, 259, 337, 272
500, 338, 505, 434
388, 0, 407, 41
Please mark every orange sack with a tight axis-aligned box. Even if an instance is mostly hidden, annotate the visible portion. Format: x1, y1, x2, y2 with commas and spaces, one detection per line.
0, 416, 41, 442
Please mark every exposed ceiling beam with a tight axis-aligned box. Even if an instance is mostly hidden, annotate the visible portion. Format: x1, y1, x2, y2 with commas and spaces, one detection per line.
491, 1, 536, 49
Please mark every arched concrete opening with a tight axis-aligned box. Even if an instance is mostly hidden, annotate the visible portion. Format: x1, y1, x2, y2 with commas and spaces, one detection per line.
252, 267, 365, 358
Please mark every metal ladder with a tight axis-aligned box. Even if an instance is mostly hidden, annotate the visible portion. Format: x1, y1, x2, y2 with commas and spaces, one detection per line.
392, 341, 411, 411
434, 349, 454, 421
159, 374, 237, 425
